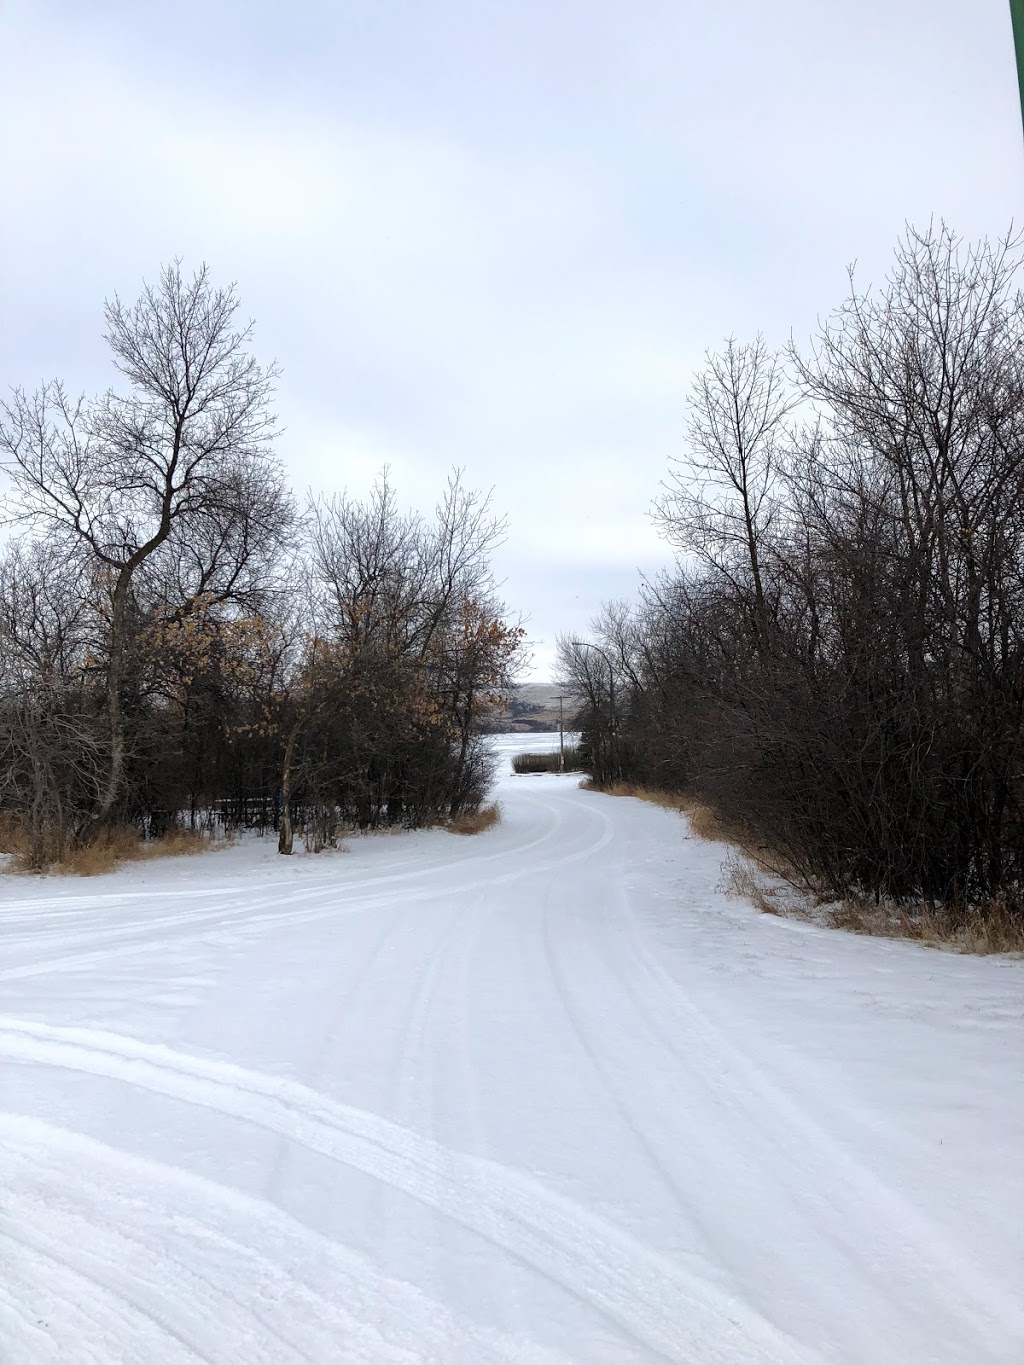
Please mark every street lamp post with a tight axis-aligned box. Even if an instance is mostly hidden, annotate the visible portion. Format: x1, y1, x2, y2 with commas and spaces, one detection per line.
558, 694, 565, 773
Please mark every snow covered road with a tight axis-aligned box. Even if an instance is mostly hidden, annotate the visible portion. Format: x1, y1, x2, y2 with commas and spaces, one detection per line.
1, 735, 1022, 1364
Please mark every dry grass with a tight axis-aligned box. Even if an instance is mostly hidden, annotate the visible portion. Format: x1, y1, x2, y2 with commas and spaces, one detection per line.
725, 861, 1024, 954
721, 857, 798, 917
580, 780, 690, 812
824, 897, 902, 938
55, 826, 141, 876
447, 803, 501, 836
954, 905, 1024, 954
583, 781, 755, 852
685, 801, 733, 843
825, 895, 1024, 955
0, 823, 223, 876
57, 825, 219, 876
587, 781, 1023, 953
512, 747, 584, 774
0, 814, 30, 859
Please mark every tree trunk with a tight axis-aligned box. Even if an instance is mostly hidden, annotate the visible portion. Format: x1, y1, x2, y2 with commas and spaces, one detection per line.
278, 723, 301, 855
79, 572, 131, 843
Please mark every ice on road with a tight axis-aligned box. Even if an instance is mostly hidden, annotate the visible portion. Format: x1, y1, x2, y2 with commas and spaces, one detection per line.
1, 734, 1021, 1364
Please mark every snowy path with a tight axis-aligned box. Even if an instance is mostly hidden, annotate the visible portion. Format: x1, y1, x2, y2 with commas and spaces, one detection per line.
1, 736, 1021, 1365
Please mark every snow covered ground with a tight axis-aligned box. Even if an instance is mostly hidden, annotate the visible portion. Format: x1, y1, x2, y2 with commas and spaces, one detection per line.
1, 734, 1021, 1364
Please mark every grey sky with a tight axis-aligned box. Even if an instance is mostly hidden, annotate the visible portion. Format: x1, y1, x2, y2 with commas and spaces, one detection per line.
1, 0, 1021, 677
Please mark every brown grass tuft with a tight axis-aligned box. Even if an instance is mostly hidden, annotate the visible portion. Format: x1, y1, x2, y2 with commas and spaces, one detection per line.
954, 901, 1024, 954
582, 780, 690, 812
47, 824, 222, 877
824, 897, 899, 938
0, 814, 30, 859
583, 781, 757, 852
722, 857, 794, 916
148, 827, 214, 858
56, 826, 140, 876
685, 802, 730, 843
826, 894, 1024, 955
447, 803, 501, 836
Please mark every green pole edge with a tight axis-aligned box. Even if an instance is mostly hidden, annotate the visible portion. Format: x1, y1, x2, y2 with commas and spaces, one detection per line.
1011, 0, 1024, 138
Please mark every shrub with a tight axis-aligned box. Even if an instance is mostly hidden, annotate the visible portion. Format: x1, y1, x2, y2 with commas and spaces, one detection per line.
511, 746, 583, 774
447, 802, 501, 835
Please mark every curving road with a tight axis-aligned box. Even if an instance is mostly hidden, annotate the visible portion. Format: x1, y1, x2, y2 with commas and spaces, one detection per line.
1, 735, 1022, 1364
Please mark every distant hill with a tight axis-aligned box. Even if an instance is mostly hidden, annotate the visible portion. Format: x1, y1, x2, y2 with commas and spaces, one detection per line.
485, 683, 570, 732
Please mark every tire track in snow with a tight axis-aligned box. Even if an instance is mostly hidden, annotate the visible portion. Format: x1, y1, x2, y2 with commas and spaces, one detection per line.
0, 790, 569, 950
605, 885, 1024, 1356
0, 1114, 563, 1365
539, 880, 730, 1267
0, 1017, 822, 1365
1, 1135, 314, 1365
0, 1228, 213, 1364
0, 798, 585, 985
263, 892, 449, 1202
373, 897, 493, 1331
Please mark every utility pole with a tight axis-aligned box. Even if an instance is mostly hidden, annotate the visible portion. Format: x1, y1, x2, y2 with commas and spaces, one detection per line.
1011, 0, 1024, 139
558, 695, 565, 773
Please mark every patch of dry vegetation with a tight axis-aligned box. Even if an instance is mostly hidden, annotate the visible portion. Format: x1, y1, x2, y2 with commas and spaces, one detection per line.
1, 823, 223, 877
581, 779, 688, 811
722, 858, 800, 918
512, 748, 583, 774
60, 826, 221, 876
586, 781, 1023, 954
824, 895, 1024, 955
447, 803, 501, 836
722, 852, 1024, 954
583, 782, 759, 856
724, 861, 1024, 954
0, 814, 30, 860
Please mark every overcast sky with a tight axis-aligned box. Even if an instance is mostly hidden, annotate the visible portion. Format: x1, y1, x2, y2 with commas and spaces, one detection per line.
1, 0, 1021, 678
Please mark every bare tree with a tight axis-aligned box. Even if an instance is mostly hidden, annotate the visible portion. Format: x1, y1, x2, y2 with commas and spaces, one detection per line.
0, 263, 290, 838
0, 540, 103, 865
655, 336, 792, 650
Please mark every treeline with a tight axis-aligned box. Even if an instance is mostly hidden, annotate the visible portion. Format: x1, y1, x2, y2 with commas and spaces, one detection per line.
561, 224, 1024, 925
0, 265, 521, 867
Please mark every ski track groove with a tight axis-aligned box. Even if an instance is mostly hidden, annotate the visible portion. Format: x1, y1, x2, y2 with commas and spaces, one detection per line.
0, 1225, 213, 1364
0, 1114, 563, 1365
539, 880, 712, 1238
0, 1016, 818, 1364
